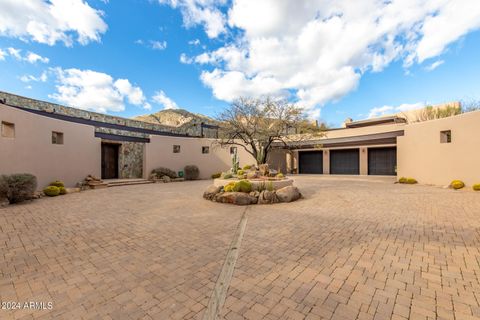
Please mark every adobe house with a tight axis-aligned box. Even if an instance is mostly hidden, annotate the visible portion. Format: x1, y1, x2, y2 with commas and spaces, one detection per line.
1, 91, 479, 188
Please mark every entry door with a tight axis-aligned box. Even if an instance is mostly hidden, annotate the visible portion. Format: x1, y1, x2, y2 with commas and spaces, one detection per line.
299, 151, 323, 174
101, 143, 119, 179
368, 147, 397, 175
330, 149, 360, 175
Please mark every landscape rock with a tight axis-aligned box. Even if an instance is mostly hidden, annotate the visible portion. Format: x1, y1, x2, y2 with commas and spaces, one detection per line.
246, 171, 259, 179
162, 175, 171, 183
203, 185, 222, 200
258, 190, 279, 204
276, 186, 301, 203
214, 192, 257, 205
258, 164, 269, 176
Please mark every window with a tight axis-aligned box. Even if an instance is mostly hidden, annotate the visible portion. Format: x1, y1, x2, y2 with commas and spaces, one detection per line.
440, 130, 452, 143
52, 131, 64, 145
173, 145, 181, 153
202, 146, 210, 154
1, 121, 15, 138
230, 146, 237, 154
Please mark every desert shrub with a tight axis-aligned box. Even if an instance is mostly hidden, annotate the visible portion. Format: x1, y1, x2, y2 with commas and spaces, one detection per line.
276, 173, 285, 178
473, 184, 480, 191
237, 169, 245, 176
398, 177, 407, 184
266, 181, 274, 192
44, 186, 60, 197
243, 164, 252, 170
50, 180, 65, 188
4, 174, 37, 204
450, 180, 465, 190
233, 180, 253, 193
406, 178, 417, 184
221, 172, 233, 179
224, 182, 235, 192
59, 187, 67, 195
184, 165, 200, 180
211, 172, 222, 179
151, 167, 178, 179
0, 176, 8, 200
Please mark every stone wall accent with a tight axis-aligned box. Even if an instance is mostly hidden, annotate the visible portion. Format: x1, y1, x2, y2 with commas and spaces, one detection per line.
119, 142, 144, 179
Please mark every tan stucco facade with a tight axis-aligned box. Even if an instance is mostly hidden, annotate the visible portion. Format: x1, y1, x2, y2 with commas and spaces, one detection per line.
397, 110, 480, 186
0, 103, 101, 188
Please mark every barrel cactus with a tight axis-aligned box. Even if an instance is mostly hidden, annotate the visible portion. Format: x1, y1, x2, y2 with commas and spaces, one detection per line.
44, 186, 60, 197
450, 180, 465, 190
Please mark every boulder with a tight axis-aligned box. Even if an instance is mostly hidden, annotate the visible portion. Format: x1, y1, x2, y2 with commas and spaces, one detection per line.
246, 171, 259, 179
258, 190, 279, 204
162, 175, 171, 183
268, 169, 278, 177
203, 185, 222, 200
214, 192, 257, 205
276, 186, 301, 203
258, 164, 269, 176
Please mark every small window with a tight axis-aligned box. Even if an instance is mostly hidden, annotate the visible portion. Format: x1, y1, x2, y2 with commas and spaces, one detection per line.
1, 121, 15, 138
52, 131, 64, 145
173, 145, 181, 153
202, 146, 210, 154
440, 130, 452, 143
230, 146, 237, 154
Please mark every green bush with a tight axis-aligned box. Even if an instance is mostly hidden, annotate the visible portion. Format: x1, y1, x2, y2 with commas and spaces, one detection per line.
59, 186, 67, 195
451, 180, 465, 190
151, 167, 178, 179
473, 184, 480, 191
50, 180, 65, 188
221, 172, 233, 179
243, 164, 252, 170
0, 176, 8, 200
398, 177, 407, 184
211, 172, 222, 179
2, 174, 37, 204
233, 180, 253, 193
237, 169, 245, 176
406, 178, 417, 184
44, 186, 60, 197
276, 173, 285, 178
184, 165, 200, 180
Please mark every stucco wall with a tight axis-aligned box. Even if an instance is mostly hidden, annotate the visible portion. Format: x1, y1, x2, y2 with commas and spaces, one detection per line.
145, 136, 255, 179
0, 104, 101, 189
397, 111, 480, 186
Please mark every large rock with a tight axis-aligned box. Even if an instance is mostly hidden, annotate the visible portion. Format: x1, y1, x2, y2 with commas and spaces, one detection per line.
276, 186, 301, 203
214, 192, 257, 205
203, 185, 222, 200
258, 164, 269, 176
258, 190, 279, 204
246, 171, 259, 179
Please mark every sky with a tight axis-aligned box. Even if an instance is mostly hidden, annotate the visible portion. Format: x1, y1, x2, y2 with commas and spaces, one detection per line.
0, 0, 480, 127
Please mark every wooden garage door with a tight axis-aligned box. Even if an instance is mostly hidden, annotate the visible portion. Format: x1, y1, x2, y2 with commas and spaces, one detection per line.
330, 149, 359, 175
368, 147, 397, 176
299, 151, 323, 174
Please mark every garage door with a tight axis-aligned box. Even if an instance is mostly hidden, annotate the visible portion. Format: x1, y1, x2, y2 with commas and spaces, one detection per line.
368, 147, 397, 175
330, 149, 359, 175
299, 151, 323, 174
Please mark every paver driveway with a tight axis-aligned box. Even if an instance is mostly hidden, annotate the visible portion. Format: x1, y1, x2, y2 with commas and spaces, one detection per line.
1, 176, 480, 320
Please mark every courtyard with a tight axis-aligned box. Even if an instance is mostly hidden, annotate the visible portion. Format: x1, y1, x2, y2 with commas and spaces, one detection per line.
1, 176, 480, 320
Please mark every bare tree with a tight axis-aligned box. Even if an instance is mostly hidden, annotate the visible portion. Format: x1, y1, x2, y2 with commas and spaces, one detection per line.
216, 97, 323, 165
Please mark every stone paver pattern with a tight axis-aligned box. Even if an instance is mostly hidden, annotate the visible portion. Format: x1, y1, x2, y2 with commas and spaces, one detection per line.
1, 176, 480, 320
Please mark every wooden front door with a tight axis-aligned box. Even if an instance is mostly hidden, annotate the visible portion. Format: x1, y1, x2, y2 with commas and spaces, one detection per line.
101, 143, 119, 179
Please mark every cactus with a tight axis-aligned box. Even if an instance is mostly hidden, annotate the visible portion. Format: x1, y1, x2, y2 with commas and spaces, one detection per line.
231, 148, 240, 174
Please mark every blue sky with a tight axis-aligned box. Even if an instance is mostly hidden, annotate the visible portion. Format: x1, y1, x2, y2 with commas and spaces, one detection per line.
1, 0, 479, 127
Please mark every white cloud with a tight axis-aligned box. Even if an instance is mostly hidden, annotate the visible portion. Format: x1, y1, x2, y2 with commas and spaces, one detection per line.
188, 39, 201, 45
49, 68, 150, 113
179, 53, 193, 64
25, 52, 49, 64
152, 90, 179, 110
368, 102, 424, 118
171, 0, 480, 118
158, 0, 227, 38
425, 60, 444, 72
0, 0, 107, 46
20, 71, 48, 83
7, 47, 22, 60
150, 40, 167, 50
0, 48, 5, 60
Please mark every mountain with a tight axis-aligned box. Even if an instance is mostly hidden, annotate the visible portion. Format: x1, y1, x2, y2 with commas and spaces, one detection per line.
133, 109, 217, 128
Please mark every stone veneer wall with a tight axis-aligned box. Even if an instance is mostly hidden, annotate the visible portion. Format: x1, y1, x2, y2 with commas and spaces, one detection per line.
119, 142, 144, 178
0, 91, 206, 137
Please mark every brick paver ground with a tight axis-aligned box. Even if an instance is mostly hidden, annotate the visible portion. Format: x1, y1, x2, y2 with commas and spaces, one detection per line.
2, 176, 480, 319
